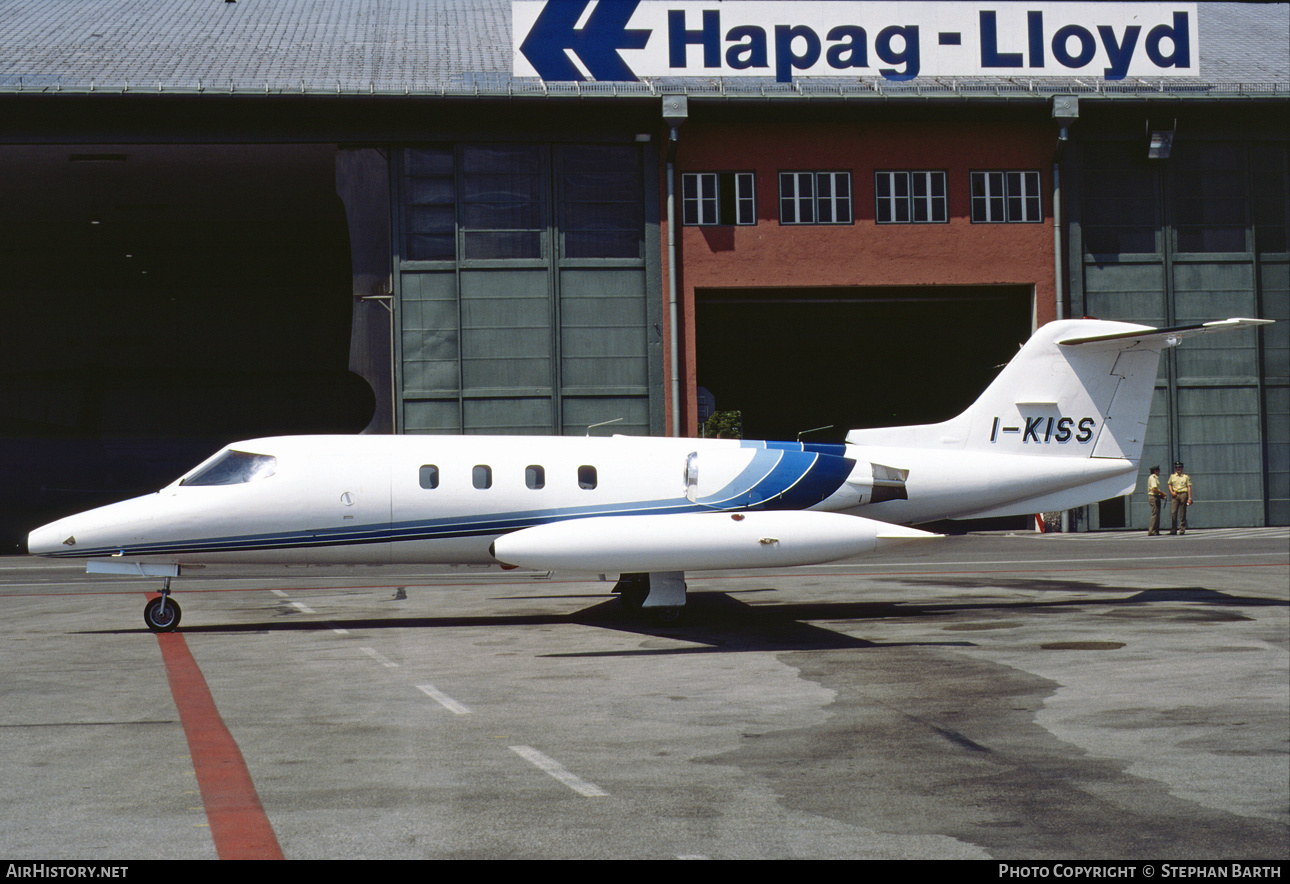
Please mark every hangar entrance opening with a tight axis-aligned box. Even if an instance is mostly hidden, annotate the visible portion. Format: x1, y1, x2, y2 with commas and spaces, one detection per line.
694, 286, 1034, 442
0, 144, 369, 549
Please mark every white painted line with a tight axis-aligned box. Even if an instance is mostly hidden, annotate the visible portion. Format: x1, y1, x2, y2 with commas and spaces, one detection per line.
416, 683, 472, 715
0, 565, 88, 572
803, 552, 1284, 570
274, 590, 318, 614
360, 647, 399, 668
509, 745, 607, 797
275, 589, 350, 634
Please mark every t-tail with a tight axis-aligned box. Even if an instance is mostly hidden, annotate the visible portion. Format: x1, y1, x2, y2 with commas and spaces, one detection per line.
844, 318, 1272, 523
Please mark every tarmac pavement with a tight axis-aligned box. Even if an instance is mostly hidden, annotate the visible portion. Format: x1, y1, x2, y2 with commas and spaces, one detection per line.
1, 527, 1286, 860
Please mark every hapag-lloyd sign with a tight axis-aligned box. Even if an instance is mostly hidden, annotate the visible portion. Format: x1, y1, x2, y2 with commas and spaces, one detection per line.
513, 1, 1199, 83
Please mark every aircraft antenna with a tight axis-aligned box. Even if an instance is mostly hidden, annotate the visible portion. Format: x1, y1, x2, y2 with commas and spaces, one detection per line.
586, 418, 624, 436
797, 424, 833, 442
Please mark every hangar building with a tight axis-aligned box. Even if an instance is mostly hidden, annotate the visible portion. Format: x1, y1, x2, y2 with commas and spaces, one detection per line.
0, 0, 1286, 548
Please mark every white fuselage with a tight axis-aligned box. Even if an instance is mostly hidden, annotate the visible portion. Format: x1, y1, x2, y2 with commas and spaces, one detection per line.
24, 435, 851, 566
26, 431, 1131, 570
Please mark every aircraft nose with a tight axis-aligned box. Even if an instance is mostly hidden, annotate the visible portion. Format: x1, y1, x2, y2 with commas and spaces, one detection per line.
26, 493, 164, 558
27, 520, 71, 556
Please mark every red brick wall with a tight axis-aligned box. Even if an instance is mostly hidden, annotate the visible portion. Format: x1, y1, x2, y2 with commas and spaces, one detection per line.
661, 117, 1058, 435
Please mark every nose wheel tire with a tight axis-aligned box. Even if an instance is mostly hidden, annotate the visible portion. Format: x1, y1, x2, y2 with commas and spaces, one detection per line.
144, 596, 181, 632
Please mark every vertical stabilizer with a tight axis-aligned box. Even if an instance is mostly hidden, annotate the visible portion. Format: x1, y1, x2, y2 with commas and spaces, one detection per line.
961, 320, 1159, 460
845, 318, 1272, 464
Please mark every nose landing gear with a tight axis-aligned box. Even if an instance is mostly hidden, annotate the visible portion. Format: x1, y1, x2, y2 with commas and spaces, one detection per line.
144, 578, 182, 632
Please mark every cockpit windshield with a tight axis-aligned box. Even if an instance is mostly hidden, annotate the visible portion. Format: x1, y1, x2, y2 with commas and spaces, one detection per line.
179, 450, 277, 486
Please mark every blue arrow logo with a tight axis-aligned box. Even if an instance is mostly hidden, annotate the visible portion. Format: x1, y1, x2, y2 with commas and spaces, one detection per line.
519, 0, 651, 81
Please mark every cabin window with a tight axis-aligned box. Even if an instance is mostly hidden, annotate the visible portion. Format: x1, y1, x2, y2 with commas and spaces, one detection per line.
419, 465, 440, 489
473, 465, 492, 489
180, 450, 277, 486
578, 465, 597, 490
525, 465, 545, 490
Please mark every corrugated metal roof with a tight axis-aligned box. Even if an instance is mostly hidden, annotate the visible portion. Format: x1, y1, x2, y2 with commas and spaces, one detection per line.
0, 0, 1284, 99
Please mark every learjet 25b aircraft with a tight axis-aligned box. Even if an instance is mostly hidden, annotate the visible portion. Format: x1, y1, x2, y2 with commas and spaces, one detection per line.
27, 317, 1271, 631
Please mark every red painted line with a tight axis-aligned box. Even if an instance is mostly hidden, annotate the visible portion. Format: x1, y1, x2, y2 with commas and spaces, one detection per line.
155, 616, 284, 860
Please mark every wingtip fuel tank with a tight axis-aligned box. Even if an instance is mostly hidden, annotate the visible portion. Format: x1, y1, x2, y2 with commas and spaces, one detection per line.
490, 510, 939, 574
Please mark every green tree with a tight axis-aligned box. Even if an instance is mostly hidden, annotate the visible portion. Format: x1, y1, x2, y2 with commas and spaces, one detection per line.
701, 410, 742, 439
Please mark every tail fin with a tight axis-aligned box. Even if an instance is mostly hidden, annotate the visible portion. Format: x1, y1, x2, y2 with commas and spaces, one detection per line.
846, 318, 1272, 462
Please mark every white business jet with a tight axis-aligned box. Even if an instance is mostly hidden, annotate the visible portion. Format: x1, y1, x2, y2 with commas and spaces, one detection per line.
27, 317, 1271, 631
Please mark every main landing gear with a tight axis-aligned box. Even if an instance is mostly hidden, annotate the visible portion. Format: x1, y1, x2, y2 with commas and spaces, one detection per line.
612, 571, 686, 624
143, 578, 182, 632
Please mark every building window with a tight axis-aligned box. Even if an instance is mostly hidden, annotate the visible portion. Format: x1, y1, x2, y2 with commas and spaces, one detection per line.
682, 172, 756, 226
560, 144, 644, 258
875, 171, 947, 223
779, 172, 852, 224
525, 465, 545, 490
403, 148, 456, 261
1081, 144, 1158, 255
461, 144, 543, 260
1252, 143, 1289, 254
472, 465, 492, 489
971, 171, 1042, 223
419, 464, 440, 489
1173, 143, 1248, 253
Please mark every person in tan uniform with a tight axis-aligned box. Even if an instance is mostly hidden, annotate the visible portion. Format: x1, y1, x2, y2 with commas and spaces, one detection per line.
1146, 466, 1165, 535
1168, 461, 1192, 535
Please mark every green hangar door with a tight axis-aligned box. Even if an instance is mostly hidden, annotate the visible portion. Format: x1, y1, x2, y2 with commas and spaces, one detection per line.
395, 143, 662, 437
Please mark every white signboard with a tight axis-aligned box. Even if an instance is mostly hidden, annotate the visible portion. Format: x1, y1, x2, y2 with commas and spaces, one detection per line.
514, 1, 1199, 83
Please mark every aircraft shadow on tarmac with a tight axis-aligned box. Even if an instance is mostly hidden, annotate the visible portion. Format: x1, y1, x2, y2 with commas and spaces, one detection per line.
82, 582, 1286, 655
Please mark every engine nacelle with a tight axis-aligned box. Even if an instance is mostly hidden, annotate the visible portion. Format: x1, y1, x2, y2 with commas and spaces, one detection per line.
844, 460, 910, 505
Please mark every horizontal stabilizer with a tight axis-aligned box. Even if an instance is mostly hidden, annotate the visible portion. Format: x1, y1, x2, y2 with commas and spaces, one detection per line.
1059, 317, 1273, 348
846, 317, 1273, 466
